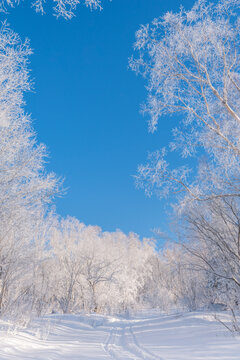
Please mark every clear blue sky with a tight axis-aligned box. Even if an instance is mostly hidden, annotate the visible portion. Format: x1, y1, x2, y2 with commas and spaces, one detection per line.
5, 0, 194, 239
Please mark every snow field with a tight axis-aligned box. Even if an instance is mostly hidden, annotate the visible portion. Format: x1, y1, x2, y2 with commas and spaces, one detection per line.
0, 312, 239, 360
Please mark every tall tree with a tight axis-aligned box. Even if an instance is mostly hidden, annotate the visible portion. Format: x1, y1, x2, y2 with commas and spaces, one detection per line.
131, 0, 240, 320
130, 0, 240, 206
0, 23, 59, 318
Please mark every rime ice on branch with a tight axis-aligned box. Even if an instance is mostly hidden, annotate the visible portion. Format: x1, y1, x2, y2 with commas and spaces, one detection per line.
0, 0, 108, 19
130, 0, 240, 204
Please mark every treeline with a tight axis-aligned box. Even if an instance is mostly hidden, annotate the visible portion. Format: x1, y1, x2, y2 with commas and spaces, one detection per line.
2, 209, 239, 321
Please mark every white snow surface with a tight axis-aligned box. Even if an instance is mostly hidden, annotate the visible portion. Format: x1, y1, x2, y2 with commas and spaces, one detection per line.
0, 311, 240, 359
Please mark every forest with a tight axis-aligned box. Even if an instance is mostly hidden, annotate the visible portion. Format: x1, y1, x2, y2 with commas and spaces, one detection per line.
0, 0, 239, 344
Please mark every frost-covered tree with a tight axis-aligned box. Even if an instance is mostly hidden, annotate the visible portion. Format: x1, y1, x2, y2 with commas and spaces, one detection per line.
130, 0, 240, 205
0, 23, 59, 318
181, 197, 240, 310
0, 0, 109, 19
130, 0, 240, 320
47, 217, 156, 314
49, 217, 114, 314
142, 244, 209, 312
0, 23, 58, 215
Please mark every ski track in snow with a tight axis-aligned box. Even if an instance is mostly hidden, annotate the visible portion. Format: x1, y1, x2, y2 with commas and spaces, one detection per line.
104, 323, 163, 360
1, 312, 240, 359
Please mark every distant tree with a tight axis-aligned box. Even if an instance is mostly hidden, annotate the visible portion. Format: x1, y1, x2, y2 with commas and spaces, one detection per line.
50, 217, 121, 313
48, 217, 156, 314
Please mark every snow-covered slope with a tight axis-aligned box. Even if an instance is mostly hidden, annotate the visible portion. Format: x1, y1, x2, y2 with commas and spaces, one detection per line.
0, 311, 239, 359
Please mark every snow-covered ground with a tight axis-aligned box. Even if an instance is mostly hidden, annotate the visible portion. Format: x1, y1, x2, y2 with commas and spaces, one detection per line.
0, 311, 240, 359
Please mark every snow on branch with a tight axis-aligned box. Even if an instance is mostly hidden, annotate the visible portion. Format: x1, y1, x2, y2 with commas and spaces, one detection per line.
0, 0, 109, 19
131, 0, 240, 204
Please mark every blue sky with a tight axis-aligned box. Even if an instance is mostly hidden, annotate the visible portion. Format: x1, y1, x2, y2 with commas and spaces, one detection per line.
6, 0, 194, 239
